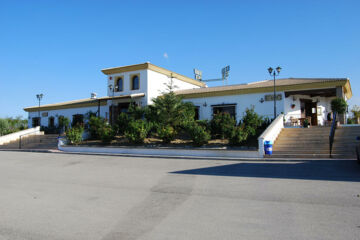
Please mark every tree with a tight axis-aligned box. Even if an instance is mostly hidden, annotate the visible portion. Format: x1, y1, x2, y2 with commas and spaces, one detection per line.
351, 105, 360, 118
331, 98, 347, 114
148, 78, 196, 143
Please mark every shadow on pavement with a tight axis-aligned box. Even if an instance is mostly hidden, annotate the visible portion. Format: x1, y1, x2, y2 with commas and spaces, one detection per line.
171, 160, 360, 182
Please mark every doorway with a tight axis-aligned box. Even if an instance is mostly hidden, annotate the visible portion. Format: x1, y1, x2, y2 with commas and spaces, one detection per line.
300, 99, 318, 126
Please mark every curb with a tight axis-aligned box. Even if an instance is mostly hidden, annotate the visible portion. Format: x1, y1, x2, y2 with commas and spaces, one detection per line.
0, 148, 356, 162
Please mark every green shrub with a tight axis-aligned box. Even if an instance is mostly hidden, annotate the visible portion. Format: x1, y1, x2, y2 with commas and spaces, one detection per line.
58, 116, 70, 132
229, 126, 248, 146
186, 122, 211, 146
66, 127, 84, 145
125, 119, 148, 144
99, 124, 115, 144
116, 113, 129, 135
0, 118, 11, 136
331, 98, 347, 114
195, 119, 210, 131
303, 119, 310, 128
210, 112, 236, 139
157, 124, 176, 143
241, 107, 263, 136
145, 121, 159, 137
88, 116, 105, 139
128, 103, 145, 120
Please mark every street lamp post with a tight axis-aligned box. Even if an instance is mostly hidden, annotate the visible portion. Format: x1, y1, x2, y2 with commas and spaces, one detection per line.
108, 84, 118, 125
267, 66, 282, 120
36, 93, 43, 126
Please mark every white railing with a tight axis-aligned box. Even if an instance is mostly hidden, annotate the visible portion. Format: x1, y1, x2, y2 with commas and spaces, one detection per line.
0, 126, 42, 145
258, 114, 284, 157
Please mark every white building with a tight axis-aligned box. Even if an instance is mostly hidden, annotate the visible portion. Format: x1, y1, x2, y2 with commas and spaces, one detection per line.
24, 62, 353, 128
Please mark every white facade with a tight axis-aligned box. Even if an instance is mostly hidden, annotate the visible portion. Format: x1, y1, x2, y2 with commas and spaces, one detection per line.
27, 105, 109, 128
184, 92, 285, 122
24, 63, 352, 129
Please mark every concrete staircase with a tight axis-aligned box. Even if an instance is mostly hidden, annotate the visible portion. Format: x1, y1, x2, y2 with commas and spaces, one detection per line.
0, 134, 59, 150
270, 126, 360, 159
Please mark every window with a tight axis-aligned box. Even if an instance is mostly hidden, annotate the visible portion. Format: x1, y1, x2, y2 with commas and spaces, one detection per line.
48, 116, 55, 128
195, 106, 200, 120
131, 75, 139, 90
212, 104, 236, 120
72, 114, 84, 127
32, 117, 40, 127
116, 77, 123, 92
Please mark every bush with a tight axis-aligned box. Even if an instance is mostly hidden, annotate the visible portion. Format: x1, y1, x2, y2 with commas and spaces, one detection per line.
195, 120, 210, 131
58, 116, 70, 132
331, 98, 347, 114
210, 112, 236, 139
115, 113, 129, 135
88, 116, 106, 139
0, 118, 11, 136
186, 122, 211, 146
229, 126, 248, 146
99, 124, 115, 144
157, 124, 176, 143
241, 107, 263, 136
125, 119, 148, 144
66, 127, 83, 145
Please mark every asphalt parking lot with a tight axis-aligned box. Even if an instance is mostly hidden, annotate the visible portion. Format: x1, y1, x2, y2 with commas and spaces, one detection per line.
0, 151, 359, 240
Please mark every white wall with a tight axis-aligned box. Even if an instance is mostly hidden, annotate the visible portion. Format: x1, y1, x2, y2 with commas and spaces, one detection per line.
146, 69, 201, 104
184, 92, 285, 122
28, 105, 108, 128
107, 69, 148, 101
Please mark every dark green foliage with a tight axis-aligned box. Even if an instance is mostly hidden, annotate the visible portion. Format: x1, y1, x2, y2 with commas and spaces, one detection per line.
0, 119, 11, 136
125, 119, 148, 144
58, 116, 70, 132
115, 113, 129, 135
66, 127, 83, 145
88, 116, 106, 139
157, 124, 176, 143
240, 108, 271, 147
128, 103, 145, 120
150, 91, 195, 130
185, 122, 211, 146
303, 119, 309, 128
229, 126, 248, 146
195, 120, 210, 131
99, 124, 115, 144
331, 98, 347, 114
85, 111, 97, 120
210, 112, 236, 139
0, 117, 28, 136
148, 80, 197, 143
241, 107, 263, 136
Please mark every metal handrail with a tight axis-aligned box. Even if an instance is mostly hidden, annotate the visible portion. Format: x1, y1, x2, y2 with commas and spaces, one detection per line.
329, 112, 337, 158
19, 131, 41, 149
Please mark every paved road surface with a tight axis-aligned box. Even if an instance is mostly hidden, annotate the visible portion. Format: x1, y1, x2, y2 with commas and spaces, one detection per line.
0, 151, 359, 240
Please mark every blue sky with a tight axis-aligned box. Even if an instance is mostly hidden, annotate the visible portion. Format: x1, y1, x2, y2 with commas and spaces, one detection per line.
0, 0, 359, 118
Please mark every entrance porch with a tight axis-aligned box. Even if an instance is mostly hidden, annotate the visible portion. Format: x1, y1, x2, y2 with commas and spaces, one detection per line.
283, 87, 341, 127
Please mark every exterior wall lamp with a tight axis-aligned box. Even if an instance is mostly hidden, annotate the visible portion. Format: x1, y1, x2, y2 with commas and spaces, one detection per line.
267, 66, 282, 119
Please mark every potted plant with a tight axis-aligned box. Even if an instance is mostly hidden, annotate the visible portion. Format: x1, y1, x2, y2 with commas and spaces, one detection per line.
331, 98, 348, 126
303, 119, 310, 128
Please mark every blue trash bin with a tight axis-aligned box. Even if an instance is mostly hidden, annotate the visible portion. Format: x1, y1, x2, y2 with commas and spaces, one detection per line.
264, 140, 273, 155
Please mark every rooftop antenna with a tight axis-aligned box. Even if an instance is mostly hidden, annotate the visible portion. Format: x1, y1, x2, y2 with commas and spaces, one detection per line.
194, 65, 230, 85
